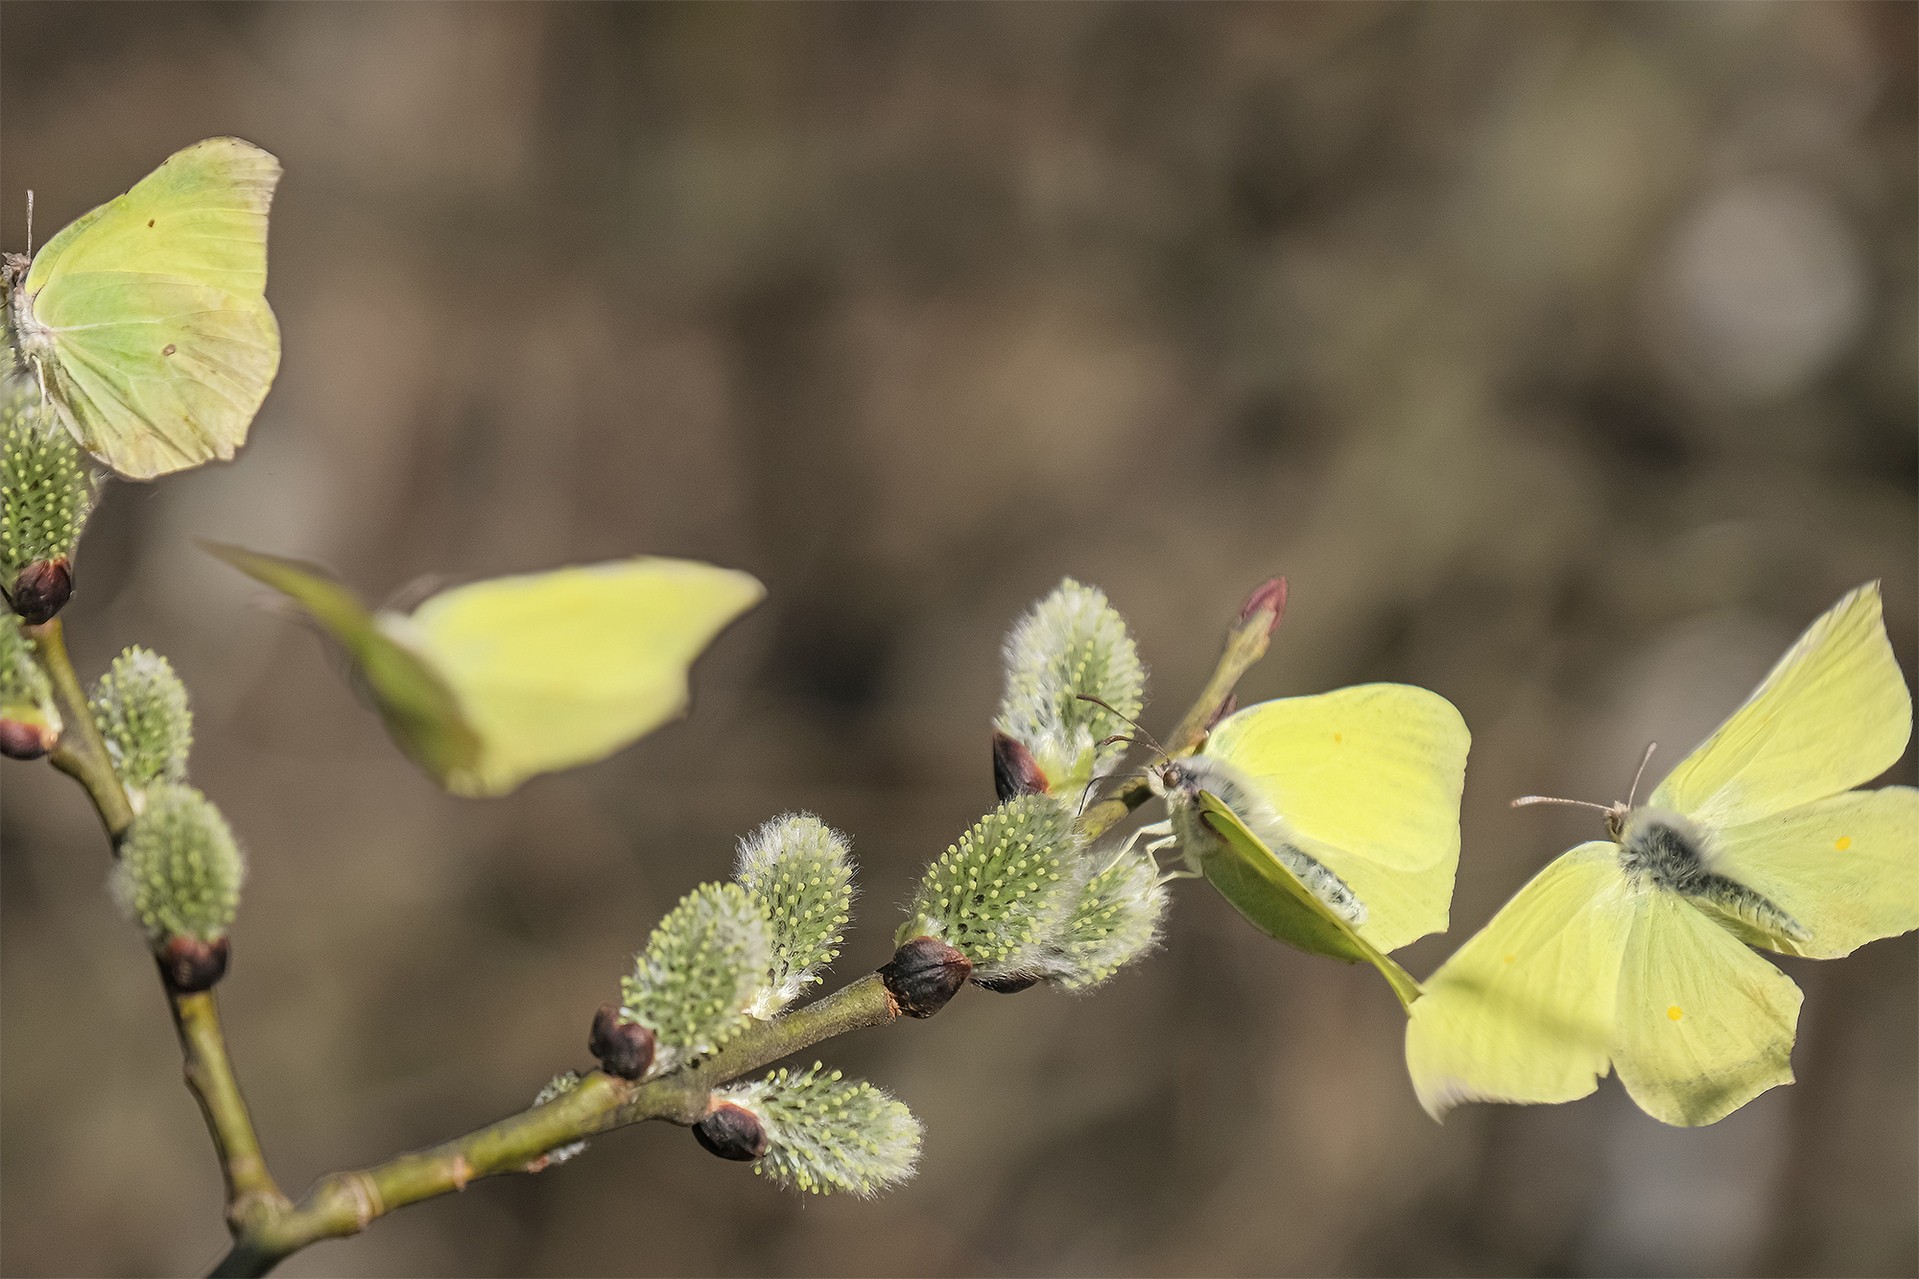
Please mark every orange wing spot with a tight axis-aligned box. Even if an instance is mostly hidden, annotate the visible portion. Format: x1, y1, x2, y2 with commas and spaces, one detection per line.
1502, 954, 1517, 965
1332, 732, 1344, 745
1834, 836, 1853, 852
1666, 1005, 1683, 1022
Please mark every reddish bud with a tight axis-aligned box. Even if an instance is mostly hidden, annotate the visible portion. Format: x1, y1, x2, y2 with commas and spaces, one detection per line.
158, 935, 230, 993
992, 731, 1049, 802
972, 971, 1040, 994
693, 1101, 768, 1161
589, 1003, 657, 1080
879, 936, 972, 1018
8, 558, 73, 625
1236, 576, 1288, 637
0, 717, 54, 759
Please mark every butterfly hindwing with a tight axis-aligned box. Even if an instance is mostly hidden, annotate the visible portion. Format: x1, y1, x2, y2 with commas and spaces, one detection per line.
1706, 786, 1919, 959
1191, 792, 1423, 1010
1612, 888, 1803, 1127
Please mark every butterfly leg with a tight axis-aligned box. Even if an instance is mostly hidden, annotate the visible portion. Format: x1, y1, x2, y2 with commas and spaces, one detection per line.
1109, 819, 1202, 883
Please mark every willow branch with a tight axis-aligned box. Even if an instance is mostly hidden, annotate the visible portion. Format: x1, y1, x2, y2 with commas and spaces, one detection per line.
28, 617, 286, 1228
35, 577, 1281, 1278
171, 990, 289, 1229
211, 974, 901, 1277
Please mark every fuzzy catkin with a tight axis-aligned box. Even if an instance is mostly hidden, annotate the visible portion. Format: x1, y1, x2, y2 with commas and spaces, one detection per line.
723, 1064, 920, 1196
620, 883, 771, 1066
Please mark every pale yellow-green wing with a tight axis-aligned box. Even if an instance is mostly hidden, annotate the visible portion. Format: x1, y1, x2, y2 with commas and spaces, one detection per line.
1651, 584, 1910, 829
1703, 787, 1919, 959
22, 138, 280, 479
1612, 889, 1803, 1126
1190, 791, 1423, 1010
1205, 683, 1470, 951
404, 558, 764, 797
207, 544, 482, 785
1405, 843, 1641, 1119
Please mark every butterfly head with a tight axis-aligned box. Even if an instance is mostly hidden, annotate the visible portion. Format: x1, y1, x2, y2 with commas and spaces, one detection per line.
1512, 741, 1660, 841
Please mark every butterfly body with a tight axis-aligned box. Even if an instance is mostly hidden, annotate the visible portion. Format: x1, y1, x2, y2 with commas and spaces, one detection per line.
1407, 582, 1917, 1126
1153, 755, 1369, 927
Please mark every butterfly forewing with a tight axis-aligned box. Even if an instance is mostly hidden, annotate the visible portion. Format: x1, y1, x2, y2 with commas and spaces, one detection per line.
21, 138, 280, 479
1650, 583, 1910, 829
1405, 843, 1640, 1118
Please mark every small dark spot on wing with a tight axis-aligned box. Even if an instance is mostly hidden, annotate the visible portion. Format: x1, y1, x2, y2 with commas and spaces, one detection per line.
162, 343, 176, 357
148, 219, 156, 228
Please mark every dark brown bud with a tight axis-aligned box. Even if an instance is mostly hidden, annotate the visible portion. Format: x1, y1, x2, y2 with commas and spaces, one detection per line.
693, 1101, 768, 1162
589, 1003, 656, 1080
0, 716, 54, 759
8, 558, 73, 625
1236, 576, 1288, 638
972, 971, 1040, 994
879, 936, 972, 1018
992, 731, 1049, 802
158, 935, 230, 993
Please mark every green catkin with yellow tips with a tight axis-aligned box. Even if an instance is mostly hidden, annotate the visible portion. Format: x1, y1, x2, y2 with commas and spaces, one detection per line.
620, 882, 771, 1068
0, 611, 58, 736
0, 377, 93, 589
111, 784, 245, 944
722, 1063, 921, 1197
735, 813, 855, 1017
1050, 845, 1168, 990
91, 647, 194, 791
995, 578, 1145, 793
898, 794, 1082, 980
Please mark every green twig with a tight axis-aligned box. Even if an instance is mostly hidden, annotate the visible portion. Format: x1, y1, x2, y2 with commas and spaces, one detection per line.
1076, 589, 1280, 842
210, 975, 900, 1277
171, 990, 289, 1231
28, 617, 135, 840
27, 617, 285, 1233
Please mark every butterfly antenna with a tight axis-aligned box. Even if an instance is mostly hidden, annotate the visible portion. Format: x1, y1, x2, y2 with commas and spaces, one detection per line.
1511, 795, 1616, 814
25, 191, 32, 257
1076, 694, 1167, 761
1625, 742, 1658, 809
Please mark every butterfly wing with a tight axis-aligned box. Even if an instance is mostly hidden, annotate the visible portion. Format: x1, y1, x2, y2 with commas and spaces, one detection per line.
1404, 842, 1641, 1119
1650, 583, 1910, 829
1701, 786, 1919, 959
1612, 889, 1802, 1126
1206, 683, 1470, 951
209, 544, 482, 784
407, 558, 764, 797
22, 138, 280, 479
1189, 791, 1423, 1010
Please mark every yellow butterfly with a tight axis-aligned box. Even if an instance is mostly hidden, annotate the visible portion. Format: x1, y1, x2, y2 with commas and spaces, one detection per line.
5, 139, 281, 480
212, 545, 762, 797
1406, 583, 1918, 1126
1144, 683, 1471, 1010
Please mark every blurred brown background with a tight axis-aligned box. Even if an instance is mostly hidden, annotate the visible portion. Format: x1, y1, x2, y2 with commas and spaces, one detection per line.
3, 4, 1915, 1276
